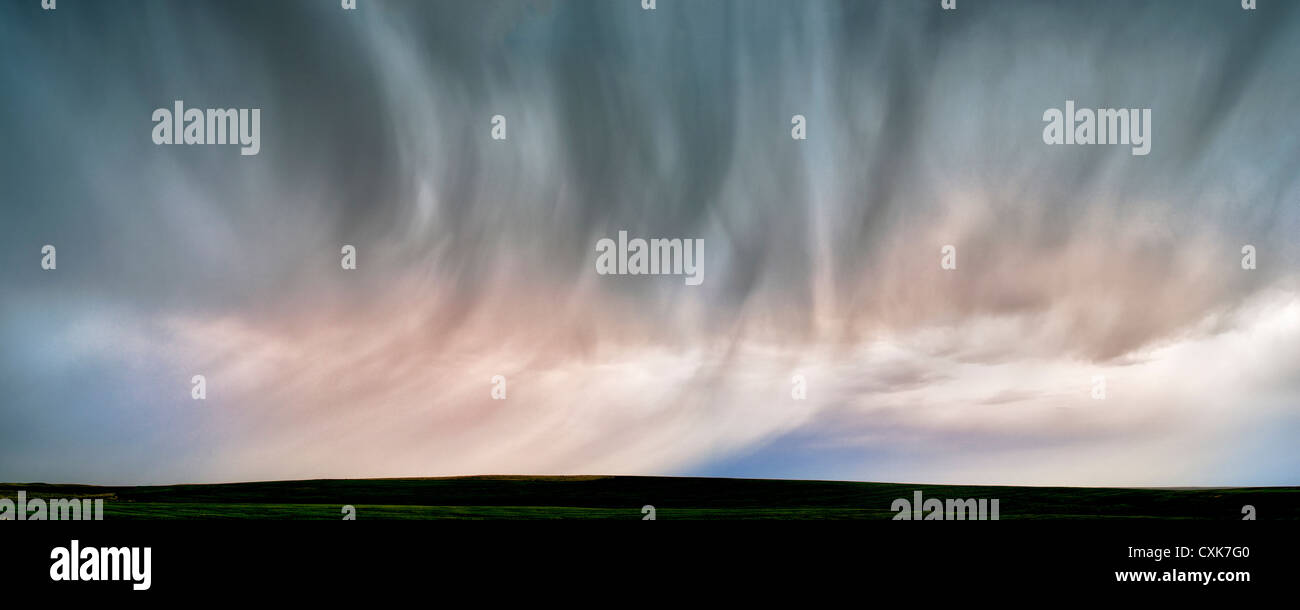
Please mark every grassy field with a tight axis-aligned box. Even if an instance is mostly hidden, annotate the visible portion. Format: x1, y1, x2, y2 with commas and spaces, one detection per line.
2, 475, 1296, 519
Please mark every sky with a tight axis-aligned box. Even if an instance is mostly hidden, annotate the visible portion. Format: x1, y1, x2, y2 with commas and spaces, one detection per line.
1, 0, 1297, 486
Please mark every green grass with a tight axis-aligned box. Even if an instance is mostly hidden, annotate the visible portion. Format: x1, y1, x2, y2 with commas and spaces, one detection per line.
99, 503, 900, 520
2, 475, 1296, 520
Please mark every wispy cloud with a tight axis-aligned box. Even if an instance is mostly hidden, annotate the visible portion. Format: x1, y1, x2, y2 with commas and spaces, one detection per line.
0, 0, 1297, 485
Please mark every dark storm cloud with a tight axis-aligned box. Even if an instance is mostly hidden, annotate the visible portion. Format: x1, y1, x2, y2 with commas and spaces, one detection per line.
1, 1, 1298, 485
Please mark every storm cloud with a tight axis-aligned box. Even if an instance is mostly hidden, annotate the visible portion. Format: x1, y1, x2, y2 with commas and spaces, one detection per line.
1, 0, 1297, 485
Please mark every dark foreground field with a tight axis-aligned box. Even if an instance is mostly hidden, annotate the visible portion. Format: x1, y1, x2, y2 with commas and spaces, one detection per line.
3, 476, 1297, 519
